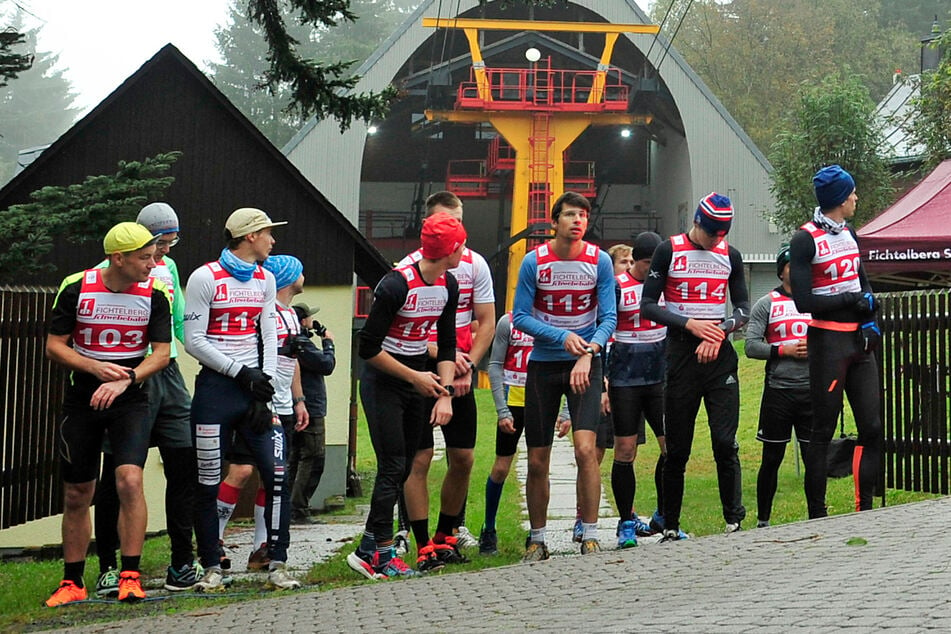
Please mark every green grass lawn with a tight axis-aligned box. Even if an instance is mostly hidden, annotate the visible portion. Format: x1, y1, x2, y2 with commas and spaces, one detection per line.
1, 341, 942, 630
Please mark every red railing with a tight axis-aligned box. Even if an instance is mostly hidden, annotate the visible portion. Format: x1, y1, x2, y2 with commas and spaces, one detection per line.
445, 159, 490, 197
487, 136, 516, 173
564, 160, 597, 198
457, 61, 629, 112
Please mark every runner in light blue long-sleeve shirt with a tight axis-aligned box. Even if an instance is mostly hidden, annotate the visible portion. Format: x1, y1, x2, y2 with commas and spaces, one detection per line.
511, 191, 617, 561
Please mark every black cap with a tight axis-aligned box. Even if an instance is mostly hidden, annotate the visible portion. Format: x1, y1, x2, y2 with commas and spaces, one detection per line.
632, 231, 663, 261
776, 245, 791, 279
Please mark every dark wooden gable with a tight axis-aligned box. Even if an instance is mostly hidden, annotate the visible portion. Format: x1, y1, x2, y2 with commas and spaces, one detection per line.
0, 44, 388, 287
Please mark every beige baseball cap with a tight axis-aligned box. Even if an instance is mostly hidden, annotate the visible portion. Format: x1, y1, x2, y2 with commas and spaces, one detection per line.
225, 207, 287, 238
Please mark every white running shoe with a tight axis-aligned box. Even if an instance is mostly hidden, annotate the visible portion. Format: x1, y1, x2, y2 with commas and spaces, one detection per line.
453, 526, 479, 549
265, 562, 301, 590
724, 522, 742, 534
393, 530, 411, 557
193, 567, 230, 593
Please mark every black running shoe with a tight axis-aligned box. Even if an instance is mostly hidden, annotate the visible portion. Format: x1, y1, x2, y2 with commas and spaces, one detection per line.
478, 528, 498, 556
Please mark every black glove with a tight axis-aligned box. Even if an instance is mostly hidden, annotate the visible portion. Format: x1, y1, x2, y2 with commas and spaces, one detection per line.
860, 321, 881, 354
243, 400, 274, 434
854, 291, 877, 316
236, 366, 274, 402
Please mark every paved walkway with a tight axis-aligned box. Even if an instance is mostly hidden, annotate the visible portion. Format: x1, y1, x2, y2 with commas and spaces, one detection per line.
61, 428, 951, 632
67, 496, 951, 632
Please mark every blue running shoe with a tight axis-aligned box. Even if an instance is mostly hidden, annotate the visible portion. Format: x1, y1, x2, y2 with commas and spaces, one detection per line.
616, 520, 638, 549
632, 514, 654, 537
378, 554, 419, 579
649, 510, 665, 534
572, 518, 584, 543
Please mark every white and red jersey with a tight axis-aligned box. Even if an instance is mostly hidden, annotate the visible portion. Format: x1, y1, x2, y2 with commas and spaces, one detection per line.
202, 261, 269, 364
381, 264, 450, 357
663, 233, 731, 319
72, 269, 155, 360
400, 247, 494, 353
615, 272, 667, 344
531, 241, 600, 330
273, 302, 301, 415
502, 312, 534, 387
801, 221, 862, 296
765, 291, 811, 346
151, 258, 176, 304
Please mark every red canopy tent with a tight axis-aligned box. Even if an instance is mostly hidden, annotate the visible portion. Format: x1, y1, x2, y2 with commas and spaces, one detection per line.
858, 159, 951, 287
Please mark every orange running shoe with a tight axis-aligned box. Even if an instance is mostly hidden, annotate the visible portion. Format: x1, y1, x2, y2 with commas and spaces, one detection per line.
45, 580, 87, 607
117, 571, 146, 602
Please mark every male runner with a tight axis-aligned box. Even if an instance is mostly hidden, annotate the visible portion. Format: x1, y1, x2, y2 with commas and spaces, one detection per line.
93, 203, 199, 596
606, 232, 669, 547
347, 212, 463, 579
745, 245, 812, 527
641, 193, 749, 539
478, 312, 569, 555
45, 222, 169, 606
789, 165, 881, 517
513, 191, 617, 560
184, 207, 299, 591
400, 191, 495, 562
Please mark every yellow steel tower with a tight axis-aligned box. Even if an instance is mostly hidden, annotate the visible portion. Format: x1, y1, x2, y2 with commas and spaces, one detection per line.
423, 18, 658, 309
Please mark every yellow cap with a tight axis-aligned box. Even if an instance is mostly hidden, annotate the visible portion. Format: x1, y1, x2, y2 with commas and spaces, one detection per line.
103, 222, 158, 254
225, 207, 287, 238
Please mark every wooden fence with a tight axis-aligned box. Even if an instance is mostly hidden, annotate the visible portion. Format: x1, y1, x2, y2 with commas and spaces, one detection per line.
0, 286, 67, 529
879, 290, 951, 494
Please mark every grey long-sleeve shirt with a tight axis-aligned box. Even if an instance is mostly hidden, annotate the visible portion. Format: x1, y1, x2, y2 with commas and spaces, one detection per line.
745, 287, 810, 390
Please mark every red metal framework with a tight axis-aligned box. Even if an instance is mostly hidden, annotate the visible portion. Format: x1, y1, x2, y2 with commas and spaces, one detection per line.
457, 58, 629, 112
445, 139, 596, 202
487, 136, 516, 173
445, 159, 489, 197
564, 160, 597, 198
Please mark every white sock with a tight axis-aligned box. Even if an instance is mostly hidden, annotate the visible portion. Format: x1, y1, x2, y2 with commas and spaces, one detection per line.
582, 522, 599, 540
216, 500, 236, 539
253, 503, 267, 547
529, 527, 546, 544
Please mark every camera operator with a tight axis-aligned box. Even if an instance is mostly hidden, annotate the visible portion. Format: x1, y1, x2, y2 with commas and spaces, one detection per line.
289, 303, 336, 523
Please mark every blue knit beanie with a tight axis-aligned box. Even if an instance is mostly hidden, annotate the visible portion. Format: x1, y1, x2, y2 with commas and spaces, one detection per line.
694, 193, 733, 236
813, 165, 855, 210
262, 254, 304, 290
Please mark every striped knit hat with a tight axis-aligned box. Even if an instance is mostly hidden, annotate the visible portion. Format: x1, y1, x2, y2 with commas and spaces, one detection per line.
694, 192, 733, 237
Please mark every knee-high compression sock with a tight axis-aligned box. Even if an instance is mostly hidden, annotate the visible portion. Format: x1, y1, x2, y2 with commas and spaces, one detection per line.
654, 454, 666, 515
611, 460, 636, 521
483, 476, 505, 532
217, 481, 241, 539
252, 487, 267, 547
756, 443, 786, 523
